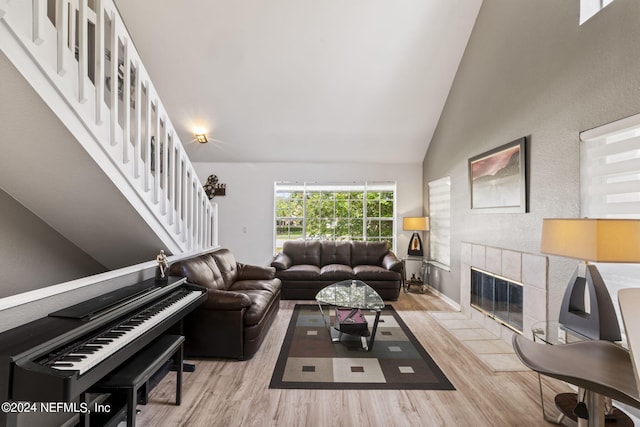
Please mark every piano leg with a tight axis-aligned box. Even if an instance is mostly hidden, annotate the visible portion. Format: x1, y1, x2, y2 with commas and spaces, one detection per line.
79, 393, 90, 427
168, 319, 195, 374
173, 362, 195, 372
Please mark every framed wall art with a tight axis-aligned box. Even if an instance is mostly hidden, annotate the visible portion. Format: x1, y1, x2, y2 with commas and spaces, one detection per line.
468, 137, 527, 213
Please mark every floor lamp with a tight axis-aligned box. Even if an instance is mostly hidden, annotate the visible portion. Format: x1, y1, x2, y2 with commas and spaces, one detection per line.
403, 217, 429, 257
541, 218, 640, 341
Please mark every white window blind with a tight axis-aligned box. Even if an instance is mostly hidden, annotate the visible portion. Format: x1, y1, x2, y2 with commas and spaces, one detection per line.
581, 121, 640, 219
428, 176, 451, 269
580, 113, 640, 330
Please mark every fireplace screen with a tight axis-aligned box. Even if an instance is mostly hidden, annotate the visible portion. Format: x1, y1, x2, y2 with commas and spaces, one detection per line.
470, 268, 523, 333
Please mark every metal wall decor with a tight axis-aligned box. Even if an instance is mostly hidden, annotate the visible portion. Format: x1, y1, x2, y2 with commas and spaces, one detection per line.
203, 174, 226, 199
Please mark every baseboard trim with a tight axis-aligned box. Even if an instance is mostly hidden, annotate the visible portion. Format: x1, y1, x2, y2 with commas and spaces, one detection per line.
425, 285, 460, 311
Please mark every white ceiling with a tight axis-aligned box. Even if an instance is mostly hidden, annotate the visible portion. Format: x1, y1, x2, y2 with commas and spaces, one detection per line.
114, 0, 482, 164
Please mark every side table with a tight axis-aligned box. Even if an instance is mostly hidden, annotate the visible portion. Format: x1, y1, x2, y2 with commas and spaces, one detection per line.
531, 322, 633, 426
401, 256, 426, 293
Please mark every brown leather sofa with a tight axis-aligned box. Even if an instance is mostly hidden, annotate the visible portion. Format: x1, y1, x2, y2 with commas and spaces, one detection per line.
169, 248, 281, 360
271, 240, 402, 300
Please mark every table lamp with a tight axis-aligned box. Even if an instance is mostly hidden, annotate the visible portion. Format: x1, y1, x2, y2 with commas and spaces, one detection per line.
403, 217, 429, 256
541, 218, 640, 341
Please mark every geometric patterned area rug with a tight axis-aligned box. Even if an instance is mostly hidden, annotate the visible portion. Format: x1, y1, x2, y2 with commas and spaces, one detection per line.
269, 304, 455, 390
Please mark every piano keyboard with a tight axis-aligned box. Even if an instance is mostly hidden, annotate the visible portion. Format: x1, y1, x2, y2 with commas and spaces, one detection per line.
41, 289, 202, 375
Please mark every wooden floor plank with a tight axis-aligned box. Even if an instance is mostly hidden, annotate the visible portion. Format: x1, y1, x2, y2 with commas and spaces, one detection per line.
135, 291, 571, 426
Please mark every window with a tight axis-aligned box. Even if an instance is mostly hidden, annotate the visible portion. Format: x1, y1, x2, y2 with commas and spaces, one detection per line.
428, 176, 451, 269
274, 182, 396, 253
580, 112, 640, 328
581, 115, 640, 219
580, 0, 616, 25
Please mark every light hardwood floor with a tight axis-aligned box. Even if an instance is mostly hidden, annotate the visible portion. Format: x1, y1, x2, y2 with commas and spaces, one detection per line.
136, 291, 571, 427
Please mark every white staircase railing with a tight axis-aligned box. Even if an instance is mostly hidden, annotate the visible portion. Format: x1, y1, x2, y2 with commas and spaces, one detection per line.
0, 0, 216, 253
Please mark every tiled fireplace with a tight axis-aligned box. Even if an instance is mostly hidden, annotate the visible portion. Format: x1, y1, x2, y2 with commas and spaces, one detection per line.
460, 242, 548, 342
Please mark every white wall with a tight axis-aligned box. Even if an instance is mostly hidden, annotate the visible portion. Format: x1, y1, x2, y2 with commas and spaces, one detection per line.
193, 162, 423, 266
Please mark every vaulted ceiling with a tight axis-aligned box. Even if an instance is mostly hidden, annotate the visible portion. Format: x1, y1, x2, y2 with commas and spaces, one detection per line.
115, 0, 482, 164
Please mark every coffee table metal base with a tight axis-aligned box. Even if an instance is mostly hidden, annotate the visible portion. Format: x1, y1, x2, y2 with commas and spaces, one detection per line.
317, 304, 381, 351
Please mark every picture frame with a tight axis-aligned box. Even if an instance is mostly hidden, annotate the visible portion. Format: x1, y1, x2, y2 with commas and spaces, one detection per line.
468, 137, 527, 213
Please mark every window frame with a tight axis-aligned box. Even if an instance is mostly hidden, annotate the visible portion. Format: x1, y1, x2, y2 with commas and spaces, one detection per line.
273, 182, 396, 254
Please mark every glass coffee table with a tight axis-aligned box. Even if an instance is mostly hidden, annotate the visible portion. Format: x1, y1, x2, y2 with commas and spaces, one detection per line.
315, 279, 385, 351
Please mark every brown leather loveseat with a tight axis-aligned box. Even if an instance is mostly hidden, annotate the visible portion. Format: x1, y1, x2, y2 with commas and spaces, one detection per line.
271, 240, 402, 300
169, 248, 281, 360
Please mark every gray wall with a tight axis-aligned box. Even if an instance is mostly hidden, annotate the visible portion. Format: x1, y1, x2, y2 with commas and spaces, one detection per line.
423, 0, 640, 319
0, 188, 105, 298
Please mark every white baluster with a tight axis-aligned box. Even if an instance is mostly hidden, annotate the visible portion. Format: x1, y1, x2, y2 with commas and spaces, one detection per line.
109, 9, 118, 146
122, 37, 130, 164
32, 0, 45, 45
181, 159, 188, 241
94, 0, 104, 125
161, 126, 169, 215
152, 103, 160, 204
56, 0, 68, 75
175, 158, 181, 236
144, 82, 152, 190
77, 0, 87, 103
133, 60, 141, 178
166, 133, 174, 224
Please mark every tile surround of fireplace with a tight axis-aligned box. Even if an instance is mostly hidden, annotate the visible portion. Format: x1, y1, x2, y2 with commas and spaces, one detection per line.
461, 242, 548, 343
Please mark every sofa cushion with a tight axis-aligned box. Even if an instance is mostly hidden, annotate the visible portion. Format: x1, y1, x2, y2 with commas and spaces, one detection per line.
169, 254, 226, 290
230, 279, 282, 295
320, 241, 351, 266
275, 264, 321, 280
319, 264, 354, 281
211, 249, 239, 290
238, 289, 278, 326
283, 240, 321, 266
353, 265, 401, 281
351, 241, 389, 267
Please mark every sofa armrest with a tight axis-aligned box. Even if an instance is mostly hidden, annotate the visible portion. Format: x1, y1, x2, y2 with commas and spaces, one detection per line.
200, 289, 251, 311
271, 252, 292, 270
237, 263, 276, 280
382, 252, 403, 272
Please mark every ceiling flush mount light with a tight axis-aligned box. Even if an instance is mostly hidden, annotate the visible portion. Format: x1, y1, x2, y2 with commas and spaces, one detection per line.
195, 133, 208, 143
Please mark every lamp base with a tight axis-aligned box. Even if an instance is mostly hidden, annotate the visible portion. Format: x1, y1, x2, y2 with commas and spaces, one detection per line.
559, 263, 621, 342
407, 232, 424, 257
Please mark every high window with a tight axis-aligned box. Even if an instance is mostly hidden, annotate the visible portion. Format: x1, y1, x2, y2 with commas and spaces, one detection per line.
580, 0, 616, 25
274, 182, 396, 253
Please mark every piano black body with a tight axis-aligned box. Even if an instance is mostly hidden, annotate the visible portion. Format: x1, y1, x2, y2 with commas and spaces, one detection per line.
0, 276, 206, 427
